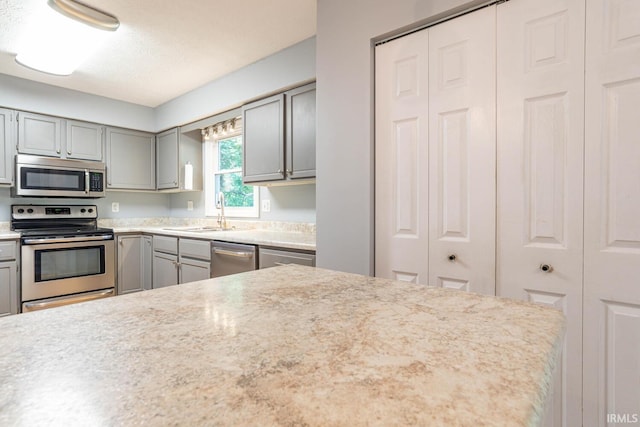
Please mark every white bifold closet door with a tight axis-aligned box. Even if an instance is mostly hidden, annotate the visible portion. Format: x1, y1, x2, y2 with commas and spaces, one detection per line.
583, 0, 640, 424
427, 7, 496, 295
375, 29, 429, 285
496, 0, 585, 425
375, 6, 496, 295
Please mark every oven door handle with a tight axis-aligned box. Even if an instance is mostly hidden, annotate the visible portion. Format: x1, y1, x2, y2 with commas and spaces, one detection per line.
22, 289, 115, 312
22, 234, 114, 244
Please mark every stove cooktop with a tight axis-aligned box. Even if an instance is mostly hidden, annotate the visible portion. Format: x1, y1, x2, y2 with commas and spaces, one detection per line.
10, 204, 112, 239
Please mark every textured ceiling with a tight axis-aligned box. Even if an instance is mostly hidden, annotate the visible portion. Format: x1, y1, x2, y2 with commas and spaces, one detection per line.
0, 0, 316, 107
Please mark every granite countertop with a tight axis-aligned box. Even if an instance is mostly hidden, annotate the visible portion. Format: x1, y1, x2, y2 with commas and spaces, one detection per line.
113, 226, 316, 251
0, 265, 564, 426
0, 230, 20, 240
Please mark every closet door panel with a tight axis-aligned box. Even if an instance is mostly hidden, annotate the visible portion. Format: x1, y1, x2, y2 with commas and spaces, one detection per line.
497, 0, 585, 425
428, 6, 496, 295
583, 0, 640, 424
375, 30, 429, 284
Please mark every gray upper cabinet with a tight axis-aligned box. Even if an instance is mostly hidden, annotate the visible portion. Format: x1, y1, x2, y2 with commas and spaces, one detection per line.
0, 108, 15, 185
17, 111, 104, 161
17, 111, 62, 157
242, 82, 316, 185
65, 119, 103, 161
242, 93, 285, 183
156, 128, 179, 190
156, 127, 202, 192
286, 83, 316, 180
106, 127, 155, 190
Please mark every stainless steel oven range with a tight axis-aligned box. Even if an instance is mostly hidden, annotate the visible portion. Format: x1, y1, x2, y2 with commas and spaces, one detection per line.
11, 204, 115, 312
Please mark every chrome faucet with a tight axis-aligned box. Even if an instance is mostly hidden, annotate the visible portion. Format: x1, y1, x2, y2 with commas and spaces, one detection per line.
217, 191, 228, 230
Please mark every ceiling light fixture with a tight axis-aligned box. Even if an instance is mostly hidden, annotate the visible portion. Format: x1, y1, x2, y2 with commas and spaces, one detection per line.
15, 0, 120, 76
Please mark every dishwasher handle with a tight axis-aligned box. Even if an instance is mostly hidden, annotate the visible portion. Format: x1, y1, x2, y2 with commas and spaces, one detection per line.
212, 248, 253, 258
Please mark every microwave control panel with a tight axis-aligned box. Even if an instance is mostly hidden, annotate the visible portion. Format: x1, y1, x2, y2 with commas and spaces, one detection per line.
89, 172, 104, 192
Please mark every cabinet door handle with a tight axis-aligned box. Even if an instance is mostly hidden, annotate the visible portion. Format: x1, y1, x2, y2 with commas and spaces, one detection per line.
448, 254, 456, 261
56, 148, 61, 154
286, 169, 292, 175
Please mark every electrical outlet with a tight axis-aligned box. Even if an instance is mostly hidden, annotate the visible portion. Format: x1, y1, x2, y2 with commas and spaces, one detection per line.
261, 199, 271, 213
187, 200, 194, 211
111, 202, 119, 213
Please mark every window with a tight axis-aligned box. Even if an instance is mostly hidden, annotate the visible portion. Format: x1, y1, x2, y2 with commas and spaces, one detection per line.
204, 123, 259, 218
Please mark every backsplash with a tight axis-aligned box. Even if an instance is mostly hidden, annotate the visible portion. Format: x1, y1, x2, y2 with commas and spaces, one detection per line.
98, 217, 316, 234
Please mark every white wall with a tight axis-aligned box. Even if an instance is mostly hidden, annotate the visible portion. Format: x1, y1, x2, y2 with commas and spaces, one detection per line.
316, 0, 482, 275
0, 74, 155, 131
169, 184, 316, 223
155, 37, 316, 131
0, 188, 170, 221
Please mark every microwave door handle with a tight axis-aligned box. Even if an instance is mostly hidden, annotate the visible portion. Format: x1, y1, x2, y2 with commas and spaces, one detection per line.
85, 170, 90, 194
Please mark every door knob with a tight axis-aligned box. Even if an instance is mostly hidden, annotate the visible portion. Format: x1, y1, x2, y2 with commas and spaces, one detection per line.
448, 254, 456, 261
540, 264, 553, 273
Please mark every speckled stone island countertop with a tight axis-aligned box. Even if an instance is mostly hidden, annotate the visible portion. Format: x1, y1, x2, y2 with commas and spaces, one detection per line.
0, 265, 564, 426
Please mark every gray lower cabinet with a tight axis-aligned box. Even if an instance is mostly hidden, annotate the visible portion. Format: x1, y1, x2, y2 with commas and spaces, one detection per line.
106, 127, 155, 190
180, 258, 210, 283
258, 247, 316, 269
152, 235, 210, 287
178, 238, 210, 283
153, 251, 179, 288
153, 235, 179, 288
117, 234, 152, 295
0, 108, 15, 185
0, 240, 19, 317
242, 83, 316, 185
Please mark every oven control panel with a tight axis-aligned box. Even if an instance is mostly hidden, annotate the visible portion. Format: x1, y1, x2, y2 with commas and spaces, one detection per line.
11, 205, 98, 220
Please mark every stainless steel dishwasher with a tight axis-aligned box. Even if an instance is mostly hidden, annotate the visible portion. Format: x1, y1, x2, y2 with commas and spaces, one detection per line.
210, 241, 258, 278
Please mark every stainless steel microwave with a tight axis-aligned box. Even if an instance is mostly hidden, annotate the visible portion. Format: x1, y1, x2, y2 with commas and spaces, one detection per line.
14, 154, 106, 198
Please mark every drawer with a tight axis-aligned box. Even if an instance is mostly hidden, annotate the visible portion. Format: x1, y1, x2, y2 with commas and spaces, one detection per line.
179, 238, 211, 261
0, 241, 17, 261
259, 248, 315, 269
153, 235, 178, 255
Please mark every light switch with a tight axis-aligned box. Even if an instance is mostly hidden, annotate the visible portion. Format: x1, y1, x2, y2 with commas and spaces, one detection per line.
187, 200, 193, 211
112, 202, 119, 213
261, 199, 271, 212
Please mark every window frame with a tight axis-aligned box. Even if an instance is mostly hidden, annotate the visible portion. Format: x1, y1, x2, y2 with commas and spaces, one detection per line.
204, 127, 259, 218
